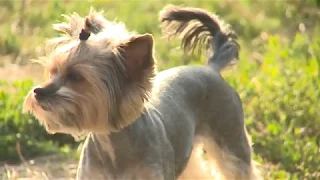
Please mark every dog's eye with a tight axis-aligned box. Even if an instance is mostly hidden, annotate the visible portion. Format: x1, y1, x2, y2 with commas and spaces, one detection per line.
49, 67, 58, 79
51, 67, 58, 74
67, 72, 82, 82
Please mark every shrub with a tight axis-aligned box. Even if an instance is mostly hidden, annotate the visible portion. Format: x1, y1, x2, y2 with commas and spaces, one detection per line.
0, 80, 76, 162
224, 32, 320, 179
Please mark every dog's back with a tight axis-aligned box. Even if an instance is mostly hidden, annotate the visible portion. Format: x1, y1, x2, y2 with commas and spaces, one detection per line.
151, 5, 261, 179
73, 5, 261, 180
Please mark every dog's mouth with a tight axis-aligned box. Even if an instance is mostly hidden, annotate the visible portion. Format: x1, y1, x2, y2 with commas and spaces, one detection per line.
23, 86, 92, 134
24, 85, 78, 112
40, 103, 50, 111
23, 90, 51, 112
23, 84, 110, 135
23, 87, 70, 125
23, 90, 73, 134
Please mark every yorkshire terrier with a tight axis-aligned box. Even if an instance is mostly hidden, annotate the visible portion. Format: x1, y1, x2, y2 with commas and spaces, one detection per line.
23, 5, 261, 180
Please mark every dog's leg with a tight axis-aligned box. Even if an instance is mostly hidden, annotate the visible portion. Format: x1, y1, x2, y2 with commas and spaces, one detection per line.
179, 132, 260, 180
177, 141, 215, 180
195, 88, 261, 180
199, 131, 260, 180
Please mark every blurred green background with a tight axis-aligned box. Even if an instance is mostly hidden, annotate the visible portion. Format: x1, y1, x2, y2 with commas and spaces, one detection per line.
0, 0, 319, 179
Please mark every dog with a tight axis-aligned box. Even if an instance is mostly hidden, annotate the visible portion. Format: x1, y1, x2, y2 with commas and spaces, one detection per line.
23, 5, 261, 180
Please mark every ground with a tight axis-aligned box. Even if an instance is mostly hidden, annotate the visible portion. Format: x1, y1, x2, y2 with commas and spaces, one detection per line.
1, 155, 77, 180
0, 63, 43, 84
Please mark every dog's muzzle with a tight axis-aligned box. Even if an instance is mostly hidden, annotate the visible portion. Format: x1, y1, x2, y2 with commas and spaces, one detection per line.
33, 82, 60, 101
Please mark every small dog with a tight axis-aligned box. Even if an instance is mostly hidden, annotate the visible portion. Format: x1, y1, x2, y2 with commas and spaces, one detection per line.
23, 5, 261, 180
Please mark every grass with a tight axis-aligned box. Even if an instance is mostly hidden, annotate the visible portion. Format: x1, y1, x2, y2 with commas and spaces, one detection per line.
1, 154, 78, 180
0, 0, 319, 179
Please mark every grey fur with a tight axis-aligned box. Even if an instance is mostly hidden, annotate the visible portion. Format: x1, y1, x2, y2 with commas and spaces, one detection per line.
77, 5, 260, 180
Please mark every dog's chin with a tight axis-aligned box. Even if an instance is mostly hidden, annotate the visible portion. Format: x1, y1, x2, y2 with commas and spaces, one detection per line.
23, 94, 79, 135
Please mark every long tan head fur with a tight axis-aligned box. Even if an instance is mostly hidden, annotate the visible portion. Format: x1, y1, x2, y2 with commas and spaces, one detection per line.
23, 8, 156, 136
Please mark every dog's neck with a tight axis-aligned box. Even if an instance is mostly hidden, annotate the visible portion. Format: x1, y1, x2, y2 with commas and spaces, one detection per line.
85, 110, 157, 178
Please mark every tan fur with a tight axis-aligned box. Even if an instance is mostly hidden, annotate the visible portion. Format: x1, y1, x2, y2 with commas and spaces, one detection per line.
179, 133, 262, 180
23, 9, 155, 137
23, 6, 262, 180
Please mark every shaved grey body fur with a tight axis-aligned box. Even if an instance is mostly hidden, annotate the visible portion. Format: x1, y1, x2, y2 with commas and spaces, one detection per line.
77, 6, 260, 180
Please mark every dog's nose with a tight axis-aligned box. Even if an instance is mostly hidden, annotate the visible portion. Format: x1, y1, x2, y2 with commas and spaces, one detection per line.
34, 87, 47, 100
33, 85, 59, 100
34, 87, 45, 95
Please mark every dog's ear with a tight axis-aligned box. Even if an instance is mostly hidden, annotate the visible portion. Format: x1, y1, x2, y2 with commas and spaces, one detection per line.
119, 33, 155, 81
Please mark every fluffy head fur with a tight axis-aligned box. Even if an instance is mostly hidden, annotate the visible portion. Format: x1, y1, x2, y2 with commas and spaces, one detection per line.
23, 8, 156, 136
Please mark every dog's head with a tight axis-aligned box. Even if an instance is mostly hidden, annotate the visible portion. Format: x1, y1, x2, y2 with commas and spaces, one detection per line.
23, 9, 156, 136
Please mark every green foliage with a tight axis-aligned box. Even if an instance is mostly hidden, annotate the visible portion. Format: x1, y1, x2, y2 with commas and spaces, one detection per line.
0, 80, 76, 162
0, 0, 319, 179
224, 32, 320, 179
0, 80, 48, 161
0, 27, 21, 55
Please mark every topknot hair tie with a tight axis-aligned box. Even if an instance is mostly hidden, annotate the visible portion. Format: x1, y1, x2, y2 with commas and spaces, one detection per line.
79, 29, 90, 41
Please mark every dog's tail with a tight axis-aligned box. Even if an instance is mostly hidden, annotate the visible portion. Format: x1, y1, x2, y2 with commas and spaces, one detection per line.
159, 5, 240, 71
